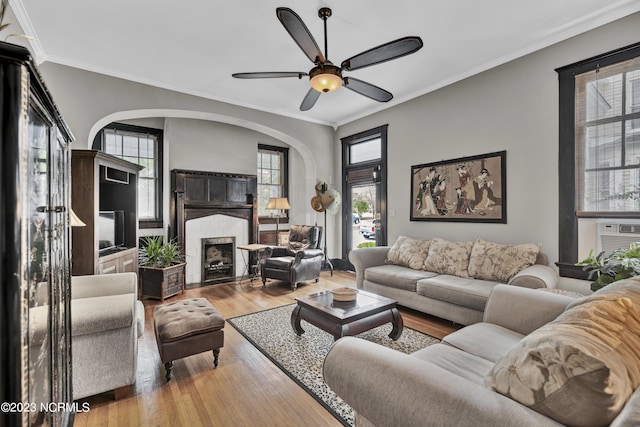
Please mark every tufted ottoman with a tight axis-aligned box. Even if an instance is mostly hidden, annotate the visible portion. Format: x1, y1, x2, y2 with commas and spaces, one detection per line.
153, 298, 225, 381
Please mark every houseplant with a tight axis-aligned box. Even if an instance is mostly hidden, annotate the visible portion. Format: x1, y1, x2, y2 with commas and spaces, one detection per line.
576, 242, 640, 292
139, 236, 186, 301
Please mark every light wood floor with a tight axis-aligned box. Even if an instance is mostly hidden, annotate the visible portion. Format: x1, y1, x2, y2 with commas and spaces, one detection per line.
73, 271, 459, 427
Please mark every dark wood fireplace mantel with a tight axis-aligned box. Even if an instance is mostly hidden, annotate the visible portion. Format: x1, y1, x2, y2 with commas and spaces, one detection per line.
170, 169, 258, 251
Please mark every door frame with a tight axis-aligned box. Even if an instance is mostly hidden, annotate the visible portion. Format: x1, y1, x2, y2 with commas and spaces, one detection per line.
341, 125, 388, 267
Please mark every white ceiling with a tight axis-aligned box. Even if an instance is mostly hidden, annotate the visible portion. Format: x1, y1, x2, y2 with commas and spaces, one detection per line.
11, 0, 640, 127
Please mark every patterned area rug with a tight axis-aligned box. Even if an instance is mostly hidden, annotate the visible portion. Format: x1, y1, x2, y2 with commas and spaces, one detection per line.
227, 304, 440, 426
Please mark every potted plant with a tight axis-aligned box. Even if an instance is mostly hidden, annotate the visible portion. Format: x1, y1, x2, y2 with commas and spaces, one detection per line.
139, 236, 186, 302
576, 242, 640, 292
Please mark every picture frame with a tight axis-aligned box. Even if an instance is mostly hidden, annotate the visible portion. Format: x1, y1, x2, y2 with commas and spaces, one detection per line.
410, 150, 506, 223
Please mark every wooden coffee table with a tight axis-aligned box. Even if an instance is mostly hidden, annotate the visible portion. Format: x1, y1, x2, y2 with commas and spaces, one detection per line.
291, 289, 403, 341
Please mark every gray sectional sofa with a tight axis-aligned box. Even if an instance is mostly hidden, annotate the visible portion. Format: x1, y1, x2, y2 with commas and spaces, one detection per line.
349, 236, 558, 325
324, 279, 640, 427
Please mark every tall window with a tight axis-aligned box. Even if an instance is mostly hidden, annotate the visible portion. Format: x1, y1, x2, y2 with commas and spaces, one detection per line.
94, 123, 163, 228
556, 42, 640, 270
257, 144, 288, 217
576, 58, 640, 212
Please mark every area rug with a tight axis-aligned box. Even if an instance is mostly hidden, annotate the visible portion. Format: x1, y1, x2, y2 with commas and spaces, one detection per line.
227, 304, 440, 426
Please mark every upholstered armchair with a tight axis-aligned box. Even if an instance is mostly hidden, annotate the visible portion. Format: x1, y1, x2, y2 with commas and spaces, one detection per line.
71, 272, 144, 400
261, 225, 324, 290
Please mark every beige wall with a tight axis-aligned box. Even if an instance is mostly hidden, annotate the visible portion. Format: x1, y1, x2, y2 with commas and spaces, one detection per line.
337, 11, 640, 281
36, 62, 340, 254
16, 9, 640, 272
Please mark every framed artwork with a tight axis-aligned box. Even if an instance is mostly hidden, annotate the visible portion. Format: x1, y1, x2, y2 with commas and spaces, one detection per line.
410, 150, 506, 223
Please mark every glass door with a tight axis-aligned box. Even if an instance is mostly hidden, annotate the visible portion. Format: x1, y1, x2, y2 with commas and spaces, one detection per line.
341, 126, 387, 270
350, 182, 379, 247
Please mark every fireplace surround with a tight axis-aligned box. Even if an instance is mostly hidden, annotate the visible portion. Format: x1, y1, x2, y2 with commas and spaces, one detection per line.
171, 169, 258, 286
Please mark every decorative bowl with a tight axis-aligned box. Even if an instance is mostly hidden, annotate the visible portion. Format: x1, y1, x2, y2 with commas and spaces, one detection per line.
332, 287, 358, 302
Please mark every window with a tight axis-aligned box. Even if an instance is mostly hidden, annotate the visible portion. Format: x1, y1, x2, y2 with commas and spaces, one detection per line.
348, 138, 381, 164
93, 123, 163, 228
576, 60, 640, 212
556, 42, 640, 271
257, 144, 288, 218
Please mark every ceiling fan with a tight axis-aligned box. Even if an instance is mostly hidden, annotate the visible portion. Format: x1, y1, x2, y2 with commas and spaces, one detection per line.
232, 7, 423, 111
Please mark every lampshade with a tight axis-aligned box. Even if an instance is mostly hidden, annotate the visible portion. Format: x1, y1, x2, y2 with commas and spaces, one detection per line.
266, 197, 290, 211
309, 64, 342, 93
70, 208, 86, 227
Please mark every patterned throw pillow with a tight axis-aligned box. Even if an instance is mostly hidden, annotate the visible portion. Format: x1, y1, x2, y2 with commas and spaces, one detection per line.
287, 225, 318, 252
423, 238, 473, 277
467, 238, 540, 283
385, 236, 431, 270
486, 296, 640, 426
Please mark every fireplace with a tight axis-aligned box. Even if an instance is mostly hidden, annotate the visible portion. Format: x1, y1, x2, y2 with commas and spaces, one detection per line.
171, 169, 258, 287
202, 237, 236, 284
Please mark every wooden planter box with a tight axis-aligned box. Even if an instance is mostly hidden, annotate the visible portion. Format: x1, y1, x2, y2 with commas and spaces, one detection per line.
139, 263, 186, 302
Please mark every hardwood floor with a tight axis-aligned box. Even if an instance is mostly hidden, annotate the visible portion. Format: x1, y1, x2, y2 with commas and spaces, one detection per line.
73, 271, 459, 427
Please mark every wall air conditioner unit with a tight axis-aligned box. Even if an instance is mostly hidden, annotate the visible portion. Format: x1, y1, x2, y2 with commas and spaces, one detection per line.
596, 221, 640, 255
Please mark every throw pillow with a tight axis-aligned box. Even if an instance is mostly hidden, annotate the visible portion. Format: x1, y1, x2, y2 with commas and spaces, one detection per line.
423, 238, 473, 277
385, 236, 431, 270
485, 296, 640, 426
287, 225, 318, 252
468, 238, 540, 282
571, 276, 640, 310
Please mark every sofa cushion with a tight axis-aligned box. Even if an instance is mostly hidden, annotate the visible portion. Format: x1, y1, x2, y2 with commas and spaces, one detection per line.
263, 256, 294, 270
468, 238, 540, 282
365, 265, 437, 292
416, 275, 498, 310
443, 323, 525, 363
412, 343, 495, 386
611, 387, 640, 427
486, 296, 640, 427
385, 236, 431, 270
423, 238, 473, 277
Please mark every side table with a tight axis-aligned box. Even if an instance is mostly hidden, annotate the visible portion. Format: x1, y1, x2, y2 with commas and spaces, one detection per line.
237, 244, 270, 283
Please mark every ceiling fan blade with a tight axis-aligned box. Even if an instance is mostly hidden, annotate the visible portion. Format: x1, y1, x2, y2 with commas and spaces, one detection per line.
232, 72, 308, 79
276, 7, 325, 64
341, 36, 423, 71
300, 88, 321, 111
343, 77, 393, 102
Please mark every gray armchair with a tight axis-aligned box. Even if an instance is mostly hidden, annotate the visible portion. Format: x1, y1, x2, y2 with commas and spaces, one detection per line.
261, 225, 324, 290
71, 272, 144, 400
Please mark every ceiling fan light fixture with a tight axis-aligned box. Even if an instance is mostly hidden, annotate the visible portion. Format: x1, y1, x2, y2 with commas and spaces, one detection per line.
234, 7, 423, 110
309, 64, 342, 93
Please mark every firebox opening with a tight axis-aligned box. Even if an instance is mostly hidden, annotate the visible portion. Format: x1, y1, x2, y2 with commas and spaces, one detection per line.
202, 237, 236, 284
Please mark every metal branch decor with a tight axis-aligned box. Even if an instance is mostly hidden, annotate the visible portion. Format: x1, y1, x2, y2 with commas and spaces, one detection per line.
410, 151, 506, 223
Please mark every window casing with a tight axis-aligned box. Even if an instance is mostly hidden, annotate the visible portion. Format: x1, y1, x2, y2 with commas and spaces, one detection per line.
93, 123, 163, 228
556, 42, 640, 272
257, 144, 288, 218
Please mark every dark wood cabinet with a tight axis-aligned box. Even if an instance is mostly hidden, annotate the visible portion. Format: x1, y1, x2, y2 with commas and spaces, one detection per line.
0, 42, 74, 426
71, 150, 142, 276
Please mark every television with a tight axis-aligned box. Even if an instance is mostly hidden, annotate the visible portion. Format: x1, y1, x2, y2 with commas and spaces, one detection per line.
98, 210, 125, 253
